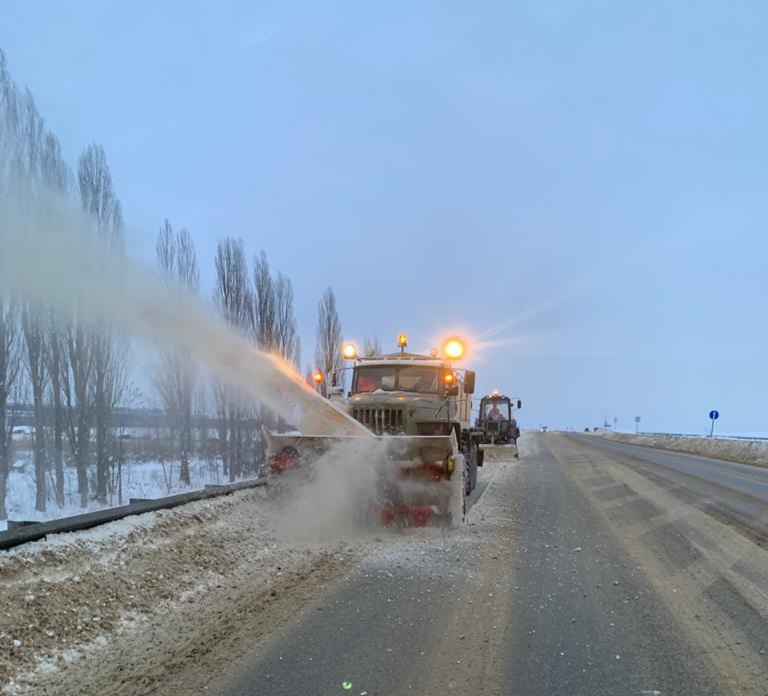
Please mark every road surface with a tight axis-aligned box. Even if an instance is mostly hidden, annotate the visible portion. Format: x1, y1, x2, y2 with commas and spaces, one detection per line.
568, 434, 768, 539
201, 433, 768, 696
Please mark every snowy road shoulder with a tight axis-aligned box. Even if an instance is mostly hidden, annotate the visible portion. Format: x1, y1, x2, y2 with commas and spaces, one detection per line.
587, 430, 768, 468
0, 453, 520, 695
0, 486, 356, 695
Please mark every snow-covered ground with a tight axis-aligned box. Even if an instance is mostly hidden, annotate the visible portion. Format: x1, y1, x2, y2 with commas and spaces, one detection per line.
609, 428, 768, 440
0, 485, 334, 693
1, 456, 257, 533
591, 430, 768, 468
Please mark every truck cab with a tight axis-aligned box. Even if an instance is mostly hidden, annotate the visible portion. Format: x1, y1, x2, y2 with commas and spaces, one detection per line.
344, 352, 472, 438
330, 341, 483, 494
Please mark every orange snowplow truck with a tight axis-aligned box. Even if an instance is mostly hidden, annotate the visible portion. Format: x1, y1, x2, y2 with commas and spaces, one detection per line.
263, 335, 483, 526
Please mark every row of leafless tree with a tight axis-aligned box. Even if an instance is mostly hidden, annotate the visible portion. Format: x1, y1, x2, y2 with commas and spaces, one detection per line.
0, 51, 129, 516
0, 48, 344, 518
155, 229, 306, 484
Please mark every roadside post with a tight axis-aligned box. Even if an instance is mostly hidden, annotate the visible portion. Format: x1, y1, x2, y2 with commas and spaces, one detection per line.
635, 415, 641, 435
708, 410, 719, 437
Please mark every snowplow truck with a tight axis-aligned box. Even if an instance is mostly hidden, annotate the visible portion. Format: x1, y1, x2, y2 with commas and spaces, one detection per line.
476, 393, 521, 445
263, 337, 483, 527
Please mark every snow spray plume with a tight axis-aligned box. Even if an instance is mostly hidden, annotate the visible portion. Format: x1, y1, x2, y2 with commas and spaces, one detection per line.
274, 438, 464, 540
274, 438, 387, 541
0, 188, 366, 438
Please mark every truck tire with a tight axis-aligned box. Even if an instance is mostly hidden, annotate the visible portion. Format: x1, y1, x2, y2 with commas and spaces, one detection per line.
464, 444, 479, 494
465, 456, 472, 495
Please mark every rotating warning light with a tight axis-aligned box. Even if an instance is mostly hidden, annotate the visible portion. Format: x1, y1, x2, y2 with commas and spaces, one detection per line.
492, 388, 500, 396
342, 342, 358, 360
444, 371, 456, 385
443, 339, 465, 360
397, 333, 408, 348
312, 371, 324, 384
429, 347, 440, 358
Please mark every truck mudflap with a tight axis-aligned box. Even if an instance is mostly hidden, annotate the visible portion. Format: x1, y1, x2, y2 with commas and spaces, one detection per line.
263, 427, 464, 527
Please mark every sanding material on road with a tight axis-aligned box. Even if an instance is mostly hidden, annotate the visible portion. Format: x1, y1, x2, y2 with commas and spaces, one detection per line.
207, 433, 767, 696
572, 434, 768, 538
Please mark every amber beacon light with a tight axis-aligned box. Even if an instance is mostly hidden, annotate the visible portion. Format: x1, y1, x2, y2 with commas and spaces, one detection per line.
443, 339, 465, 360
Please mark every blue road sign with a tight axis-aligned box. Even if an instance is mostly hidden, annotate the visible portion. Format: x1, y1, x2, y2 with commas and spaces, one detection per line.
709, 410, 719, 420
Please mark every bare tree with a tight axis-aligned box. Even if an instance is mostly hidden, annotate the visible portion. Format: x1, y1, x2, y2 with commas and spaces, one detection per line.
213, 239, 254, 480
0, 297, 20, 520
47, 315, 65, 506
41, 134, 71, 509
0, 49, 13, 188
274, 272, 301, 368
214, 239, 253, 330
364, 335, 382, 357
251, 252, 301, 436
251, 252, 301, 366
252, 251, 276, 352
155, 220, 199, 485
22, 306, 47, 511
78, 144, 123, 240
64, 320, 92, 508
78, 143, 126, 505
314, 287, 343, 397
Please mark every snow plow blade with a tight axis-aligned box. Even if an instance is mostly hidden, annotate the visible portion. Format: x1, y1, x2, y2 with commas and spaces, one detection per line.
263, 428, 464, 527
481, 443, 519, 461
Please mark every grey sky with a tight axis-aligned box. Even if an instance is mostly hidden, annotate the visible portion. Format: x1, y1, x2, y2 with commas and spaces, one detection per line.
2, 1, 766, 434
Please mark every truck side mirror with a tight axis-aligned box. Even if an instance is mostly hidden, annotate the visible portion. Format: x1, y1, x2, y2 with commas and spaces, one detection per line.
446, 386, 459, 397
517, 400, 522, 409
464, 370, 475, 395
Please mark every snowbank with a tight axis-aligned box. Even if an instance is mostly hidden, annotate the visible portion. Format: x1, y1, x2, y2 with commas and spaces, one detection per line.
0, 485, 352, 694
590, 431, 768, 468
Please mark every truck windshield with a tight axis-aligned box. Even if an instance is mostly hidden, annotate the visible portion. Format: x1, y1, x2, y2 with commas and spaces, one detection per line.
352, 366, 442, 393
484, 400, 510, 420
353, 366, 396, 393
397, 366, 441, 392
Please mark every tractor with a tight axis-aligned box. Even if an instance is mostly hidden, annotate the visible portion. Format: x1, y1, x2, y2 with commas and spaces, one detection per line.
476, 391, 521, 446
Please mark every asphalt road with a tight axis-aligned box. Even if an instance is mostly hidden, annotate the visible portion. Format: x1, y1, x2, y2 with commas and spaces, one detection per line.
206, 433, 768, 696
567, 434, 768, 538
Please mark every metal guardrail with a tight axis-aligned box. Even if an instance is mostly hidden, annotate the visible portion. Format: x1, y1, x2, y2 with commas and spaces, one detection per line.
0, 476, 267, 552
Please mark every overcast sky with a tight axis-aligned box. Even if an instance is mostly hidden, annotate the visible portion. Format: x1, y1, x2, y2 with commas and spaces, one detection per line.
2, 1, 766, 434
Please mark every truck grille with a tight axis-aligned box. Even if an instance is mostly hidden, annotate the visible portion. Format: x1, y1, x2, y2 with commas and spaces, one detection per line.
352, 408, 405, 435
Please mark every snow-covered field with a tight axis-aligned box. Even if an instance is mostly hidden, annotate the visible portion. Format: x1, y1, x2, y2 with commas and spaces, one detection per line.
1, 456, 256, 533
591, 430, 768, 468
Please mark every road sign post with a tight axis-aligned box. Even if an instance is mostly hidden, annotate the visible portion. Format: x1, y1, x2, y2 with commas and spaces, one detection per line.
708, 410, 719, 437
635, 416, 641, 435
